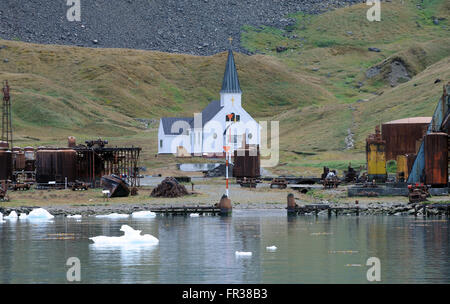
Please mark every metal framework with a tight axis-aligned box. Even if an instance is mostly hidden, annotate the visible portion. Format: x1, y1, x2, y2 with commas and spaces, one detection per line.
1, 80, 12, 149
74, 146, 142, 188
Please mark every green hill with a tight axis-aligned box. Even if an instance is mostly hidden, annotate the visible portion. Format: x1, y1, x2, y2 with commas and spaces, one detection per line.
0, 0, 449, 175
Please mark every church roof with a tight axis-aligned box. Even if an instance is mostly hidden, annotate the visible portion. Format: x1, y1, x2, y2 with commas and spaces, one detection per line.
161, 100, 223, 135
201, 100, 223, 126
220, 49, 242, 94
161, 117, 193, 135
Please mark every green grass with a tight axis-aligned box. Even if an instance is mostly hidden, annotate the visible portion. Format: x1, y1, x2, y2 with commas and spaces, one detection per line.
0, 0, 449, 176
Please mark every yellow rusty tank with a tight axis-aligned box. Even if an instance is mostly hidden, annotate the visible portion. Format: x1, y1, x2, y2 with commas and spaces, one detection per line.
396, 155, 408, 182
366, 126, 387, 182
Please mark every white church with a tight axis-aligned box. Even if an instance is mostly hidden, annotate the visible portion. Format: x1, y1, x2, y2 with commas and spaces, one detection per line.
158, 48, 260, 157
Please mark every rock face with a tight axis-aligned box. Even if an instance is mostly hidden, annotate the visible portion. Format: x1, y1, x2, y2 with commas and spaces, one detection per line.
0, 0, 364, 55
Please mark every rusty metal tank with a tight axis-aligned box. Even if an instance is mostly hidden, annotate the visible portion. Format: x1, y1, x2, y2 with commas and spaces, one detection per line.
0, 148, 13, 181
0, 141, 9, 149
424, 133, 448, 186
35, 149, 77, 184
233, 144, 261, 178
24, 146, 35, 160
382, 117, 431, 161
12, 147, 26, 171
68, 136, 76, 148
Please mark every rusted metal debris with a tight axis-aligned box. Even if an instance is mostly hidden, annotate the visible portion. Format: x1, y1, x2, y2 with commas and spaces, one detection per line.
12, 183, 30, 191
237, 177, 259, 188
71, 180, 89, 191
270, 178, 288, 189
408, 184, 430, 204
151, 177, 189, 198
101, 175, 130, 198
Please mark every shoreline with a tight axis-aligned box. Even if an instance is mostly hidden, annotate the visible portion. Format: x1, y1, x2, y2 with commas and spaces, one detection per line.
1, 201, 449, 217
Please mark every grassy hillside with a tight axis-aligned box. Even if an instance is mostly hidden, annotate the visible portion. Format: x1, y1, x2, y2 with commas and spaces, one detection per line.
0, 0, 448, 175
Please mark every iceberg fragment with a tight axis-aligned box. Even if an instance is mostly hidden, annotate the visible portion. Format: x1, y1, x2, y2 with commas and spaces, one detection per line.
131, 211, 156, 218
89, 225, 159, 246
0, 212, 4, 223
19, 213, 28, 220
266, 246, 277, 251
235, 251, 252, 257
27, 208, 54, 220
189, 213, 200, 217
4, 211, 18, 219
96, 213, 129, 219
67, 214, 82, 219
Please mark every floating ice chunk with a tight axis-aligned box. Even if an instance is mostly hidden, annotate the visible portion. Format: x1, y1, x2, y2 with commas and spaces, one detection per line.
0, 212, 4, 223
189, 213, 200, 217
235, 251, 252, 257
131, 211, 156, 218
96, 213, 129, 219
27, 208, 54, 220
4, 211, 18, 219
89, 225, 159, 246
67, 214, 82, 219
266, 246, 277, 251
19, 213, 28, 220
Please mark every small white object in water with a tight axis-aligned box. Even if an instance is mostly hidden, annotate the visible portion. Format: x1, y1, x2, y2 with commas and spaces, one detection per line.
190, 213, 200, 217
89, 225, 159, 246
67, 214, 82, 219
96, 213, 129, 219
19, 213, 28, 220
266, 246, 277, 251
4, 211, 18, 219
235, 251, 252, 257
0, 212, 4, 223
27, 208, 54, 220
131, 211, 156, 218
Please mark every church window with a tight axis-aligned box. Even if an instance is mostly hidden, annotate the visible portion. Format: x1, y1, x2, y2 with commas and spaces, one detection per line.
160, 140, 163, 148
213, 133, 217, 139
248, 133, 253, 139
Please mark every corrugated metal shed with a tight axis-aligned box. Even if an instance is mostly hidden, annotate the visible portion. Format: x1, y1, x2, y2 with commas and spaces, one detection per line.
382, 117, 431, 161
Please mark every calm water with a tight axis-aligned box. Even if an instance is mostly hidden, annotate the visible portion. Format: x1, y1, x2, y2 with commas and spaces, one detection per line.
0, 210, 449, 284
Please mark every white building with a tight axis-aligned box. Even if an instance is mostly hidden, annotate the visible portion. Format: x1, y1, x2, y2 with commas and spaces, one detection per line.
158, 49, 260, 157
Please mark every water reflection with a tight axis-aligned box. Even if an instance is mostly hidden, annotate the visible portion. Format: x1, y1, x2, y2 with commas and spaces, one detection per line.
0, 212, 449, 283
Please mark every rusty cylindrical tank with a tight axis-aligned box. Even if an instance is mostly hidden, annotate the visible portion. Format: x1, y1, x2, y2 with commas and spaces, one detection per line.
0, 148, 13, 181
24, 147, 36, 172
12, 146, 26, 171
424, 133, 448, 186
0, 141, 9, 149
68, 136, 76, 148
35, 149, 77, 184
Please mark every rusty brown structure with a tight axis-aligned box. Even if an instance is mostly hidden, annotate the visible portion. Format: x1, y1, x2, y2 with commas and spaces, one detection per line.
1, 80, 12, 150
0, 148, 13, 181
35, 149, 77, 185
382, 117, 431, 161
232, 144, 260, 178
73, 139, 141, 188
424, 132, 448, 186
12, 147, 25, 171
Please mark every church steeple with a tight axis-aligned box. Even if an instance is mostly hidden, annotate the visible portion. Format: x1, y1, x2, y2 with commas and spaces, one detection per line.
220, 46, 242, 94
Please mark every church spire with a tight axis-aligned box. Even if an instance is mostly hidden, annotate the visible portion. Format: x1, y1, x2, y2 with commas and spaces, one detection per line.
220, 39, 242, 94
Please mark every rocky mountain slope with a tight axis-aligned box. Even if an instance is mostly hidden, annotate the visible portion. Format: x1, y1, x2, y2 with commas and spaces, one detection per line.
0, 0, 363, 55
